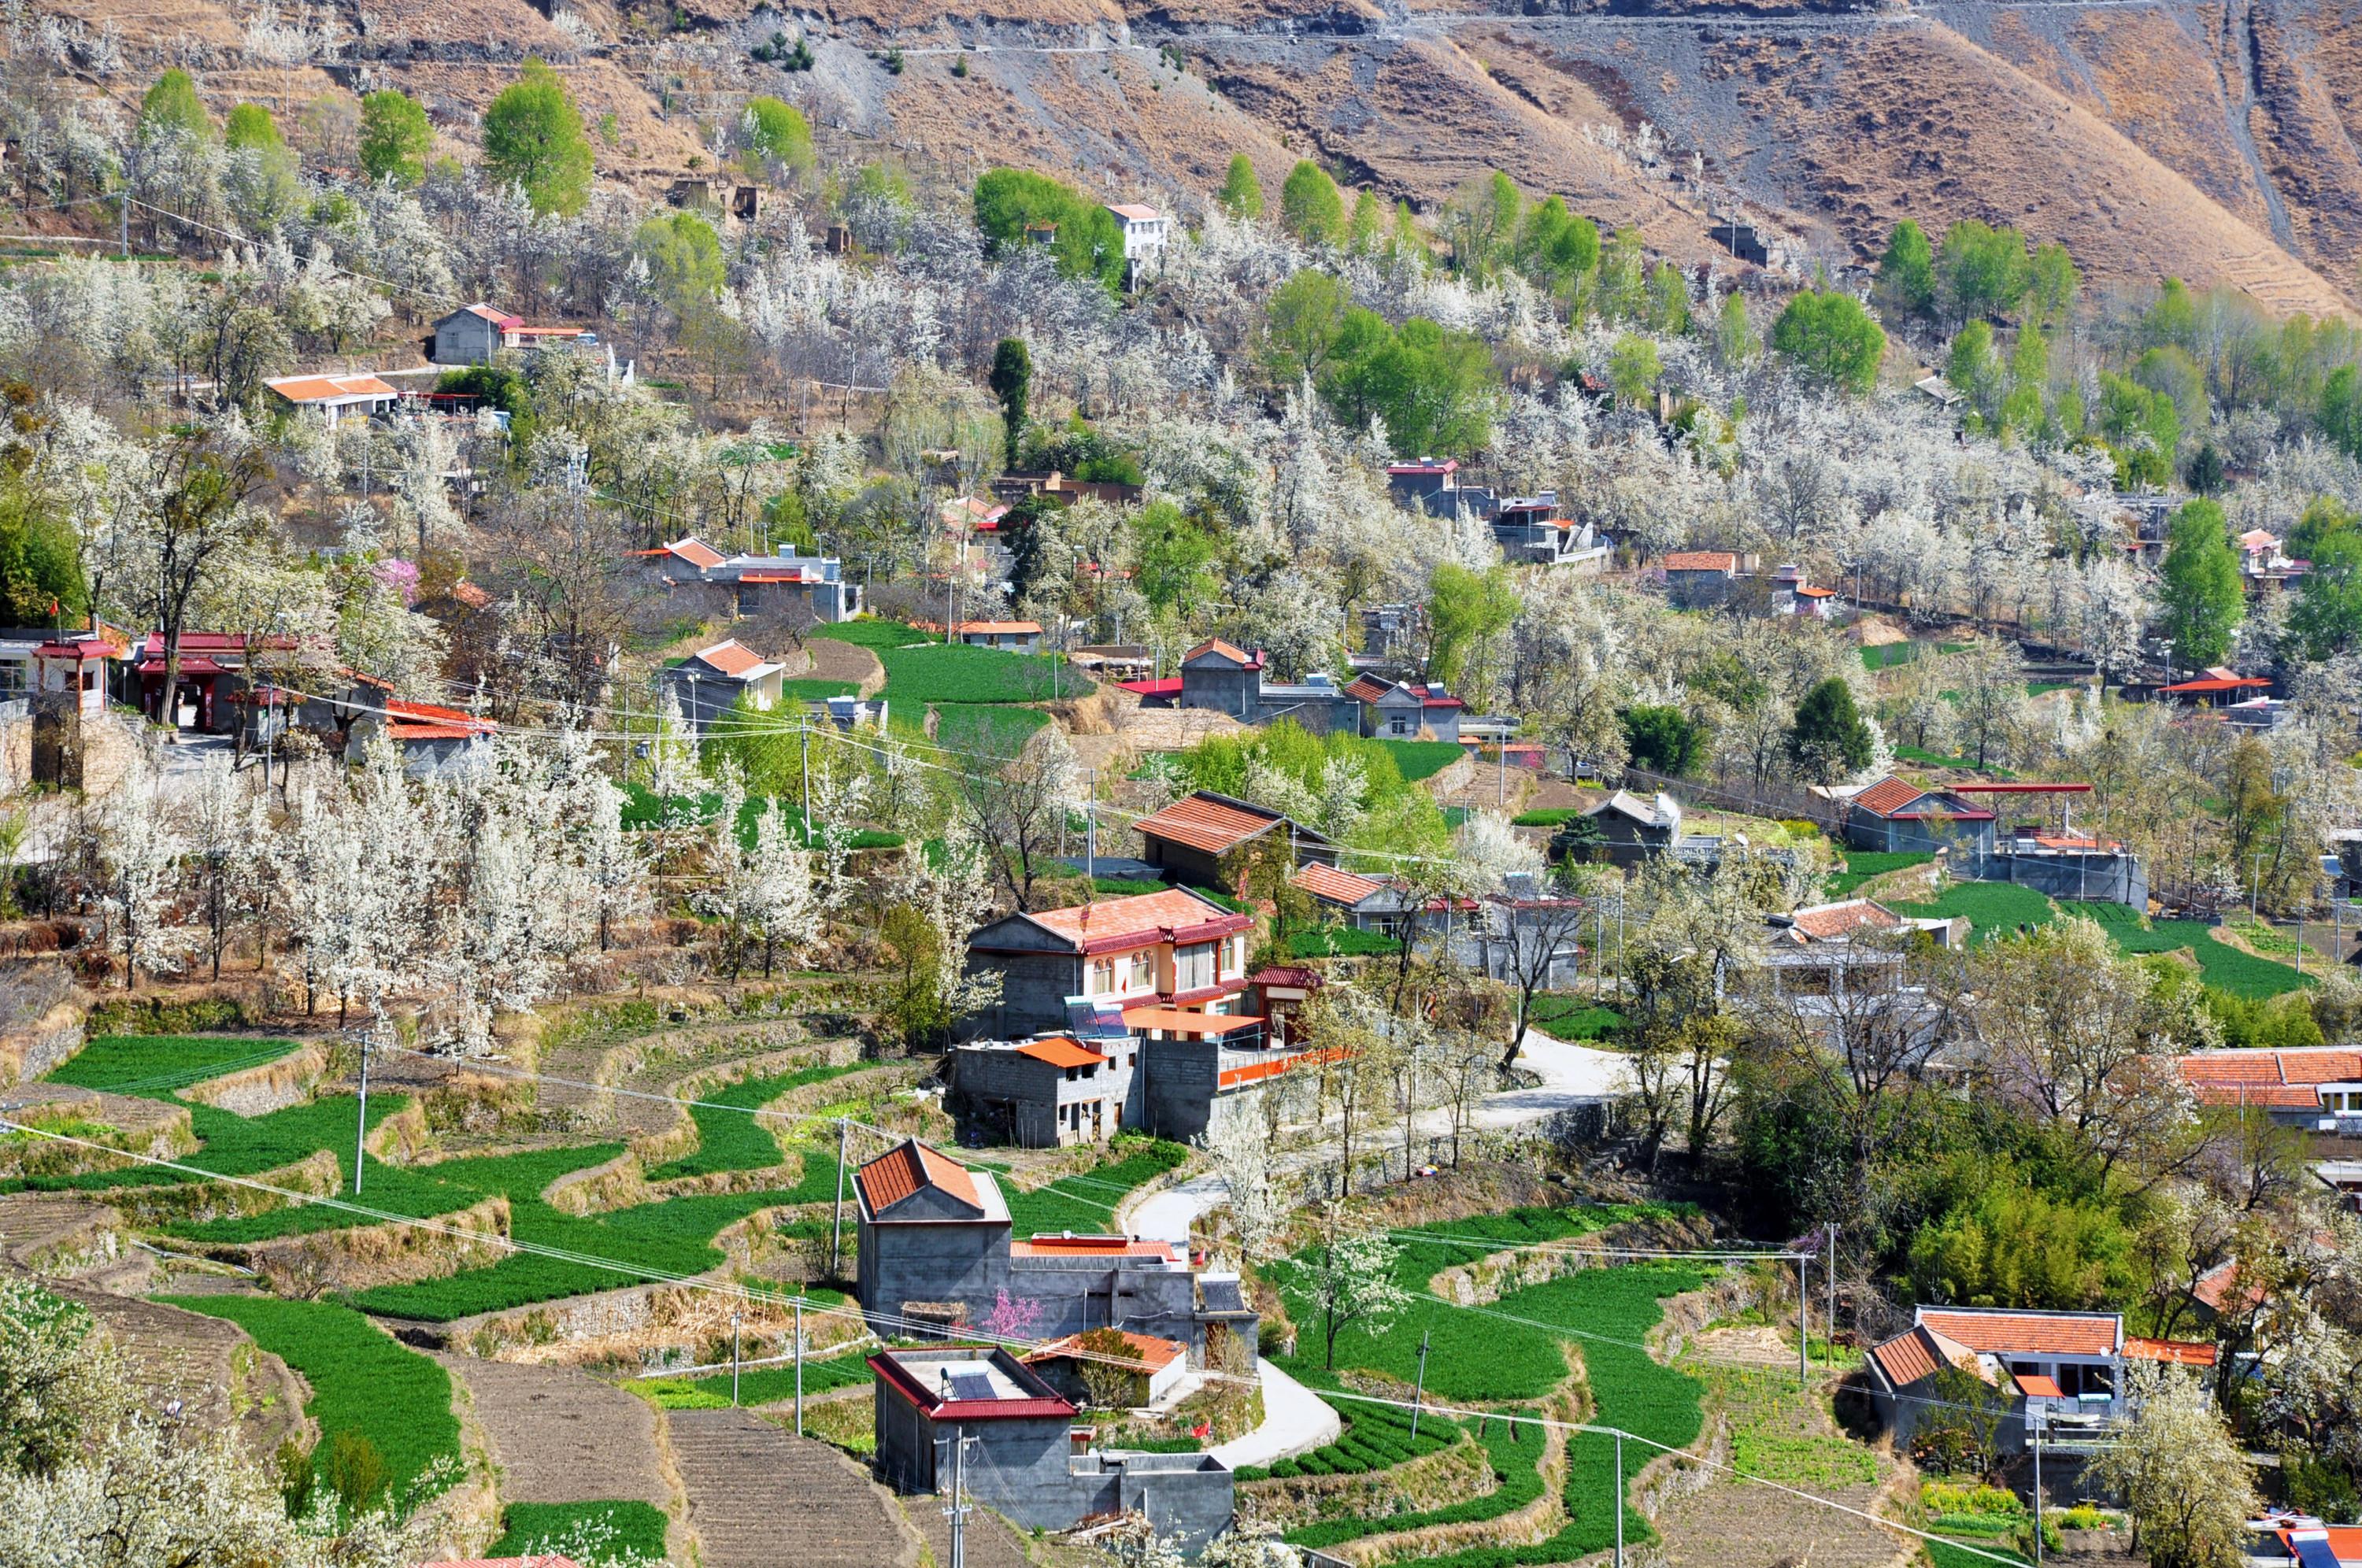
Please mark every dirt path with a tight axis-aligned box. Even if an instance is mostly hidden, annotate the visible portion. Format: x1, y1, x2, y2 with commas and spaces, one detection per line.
665, 1407, 920, 1568
898, 1491, 1038, 1568
802, 638, 885, 697
45, 1281, 309, 1463
429, 1352, 674, 1511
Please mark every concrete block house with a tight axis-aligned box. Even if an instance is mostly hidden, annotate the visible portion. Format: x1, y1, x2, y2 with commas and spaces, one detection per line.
1867, 1307, 2215, 1455
868, 1345, 1233, 1549
1131, 790, 1338, 893
2178, 1047, 2362, 1135
631, 535, 862, 623
1661, 550, 1741, 608
1842, 777, 1999, 856
424, 302, 587, 366
852, 1138, 1258, 1365
660, 638, 785, 733
1345, 675, 1464, 741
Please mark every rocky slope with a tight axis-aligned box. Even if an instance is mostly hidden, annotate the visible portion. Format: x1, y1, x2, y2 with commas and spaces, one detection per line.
24, 0, 2362, 311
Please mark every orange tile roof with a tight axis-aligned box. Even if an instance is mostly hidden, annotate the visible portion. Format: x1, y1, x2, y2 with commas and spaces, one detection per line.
384, 698, 497, 740
1852, 777, 1926, 818
665, 537, 725, 570
1025, 888, 1242, 949
1917, 1309, 2119, 1357
266, 372, 399, 403
947, 620, 1041, 636
1013, 1037, 1104, 1069
853, 1139, 982, 1217
2124, 1337, 2218, 1366
2015, 1373, 2064, 1399
1027, 1329, 1184, 1372
2179, 1048, 2362, 1106
1346, 674, 1394, 704
1662, 550, 1738, 572
692, 640, 768, 677
1183, 638, 1261, 668
1868, 1325, 1983, 1388
1786, 900, 1905, 941
1292, 863, 1386, 905
1134, 793, 1291, 856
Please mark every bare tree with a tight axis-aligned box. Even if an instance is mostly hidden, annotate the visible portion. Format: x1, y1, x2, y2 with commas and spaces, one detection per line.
947, 723, 1079, 911
1490, 876, 1591, 1071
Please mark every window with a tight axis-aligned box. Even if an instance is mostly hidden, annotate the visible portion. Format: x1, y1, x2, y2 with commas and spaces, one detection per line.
1090, 956, 1118, 994
0, 663, 23, 695
1127, 951, 1155, 991
1174, 942, 1214, 992
1221, 934, 1244, 978
1389, 714, 1413, 736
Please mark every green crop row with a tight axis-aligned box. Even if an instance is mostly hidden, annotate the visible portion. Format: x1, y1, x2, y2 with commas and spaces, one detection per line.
490, 1500, 670, 1564
628, 1344, 877, 1409
646, 1061, 866, 1180
163, 1295, 459, 1496
1286, 1404, 1546, 1548
879, 642, 1087, 704
43, 1034, 304, 1096
1238, 1392, 1455, 1483
809, 619, 931, 650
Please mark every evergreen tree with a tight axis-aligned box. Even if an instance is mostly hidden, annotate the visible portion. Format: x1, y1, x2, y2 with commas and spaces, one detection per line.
1279, 161, 1345, 246
988, 339, 1031, 469
1787, 677, 1874, 782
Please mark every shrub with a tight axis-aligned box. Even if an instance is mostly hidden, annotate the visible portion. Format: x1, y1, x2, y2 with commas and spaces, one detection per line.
324, 1429, 391, 1513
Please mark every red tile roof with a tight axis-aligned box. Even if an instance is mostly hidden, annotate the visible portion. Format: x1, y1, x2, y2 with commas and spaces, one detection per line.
2159, 675, 2271, 693
1291, 863, 1386, 906
384, 698, 497, 741
1916, 1309, 2120, 1357
1027, 1329, 1185, 1372
1796, 584, 1837, 597
1117, 677, 1183, 697
1662, 550, 1738, 572
1346, 674, 1393, 704
665, 537, 726, 571
2124, 1337, 2218, 1366
947, 620, 1041, 636
1134, 793, 1287, 855
867, 1352, 1075, 1421
1009, 1236, 1183, 1260
1852, 777, 1926, 818
1013, 1037, 1104, 1070
853, 1139, 982, 1217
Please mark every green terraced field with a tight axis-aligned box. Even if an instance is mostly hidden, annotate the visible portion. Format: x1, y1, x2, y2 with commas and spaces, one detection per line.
628, 1345, 877, 1408
490, 1500, 670, 1564
164, 1295, 460, 1496
646, 1061, 866, 1180
1001, 1141, 1189, 1238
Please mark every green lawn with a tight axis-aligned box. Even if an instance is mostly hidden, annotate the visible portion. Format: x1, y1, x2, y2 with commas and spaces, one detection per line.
491, 1500, 671, 1564
1528, 999, 1625, 1042
163, 1296, 460, 1497
1373, 739, 1464, 782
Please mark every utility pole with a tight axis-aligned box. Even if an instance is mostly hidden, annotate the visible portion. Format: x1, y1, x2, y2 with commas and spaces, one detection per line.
1796, 1253, 1808, 1388
944, 1426, 971, 1568
2032, 1430, 2045, 1566
794, 1296, 805, 1436
1083, 769, 1097, 882
1409, 1329, 1431, 1439
351, 1030, 371, 1197
1614, 1426, 1625, 1568
800, 719, 812, 845
829, 1115, 850, 1278
1826, 1222, 1838, 1350
731, 1311, 742, 1407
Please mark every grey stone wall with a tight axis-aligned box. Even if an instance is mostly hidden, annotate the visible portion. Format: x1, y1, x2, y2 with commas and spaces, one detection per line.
1139, 1037, 1220, 1142
968, 950, 1086, 1039
860, 1220, 1012, 1333
1968, 852, 2147, 909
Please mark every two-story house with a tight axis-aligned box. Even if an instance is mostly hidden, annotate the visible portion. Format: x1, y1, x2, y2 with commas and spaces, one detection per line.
628, 535, 863, 623
1661, 550, 1742, 608
424, 302, 588, 366
2178, 1047, 2362, 1134
964, 886, 1256, 1041
1344, 675, 1464, 742
661, 638, 786, 732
